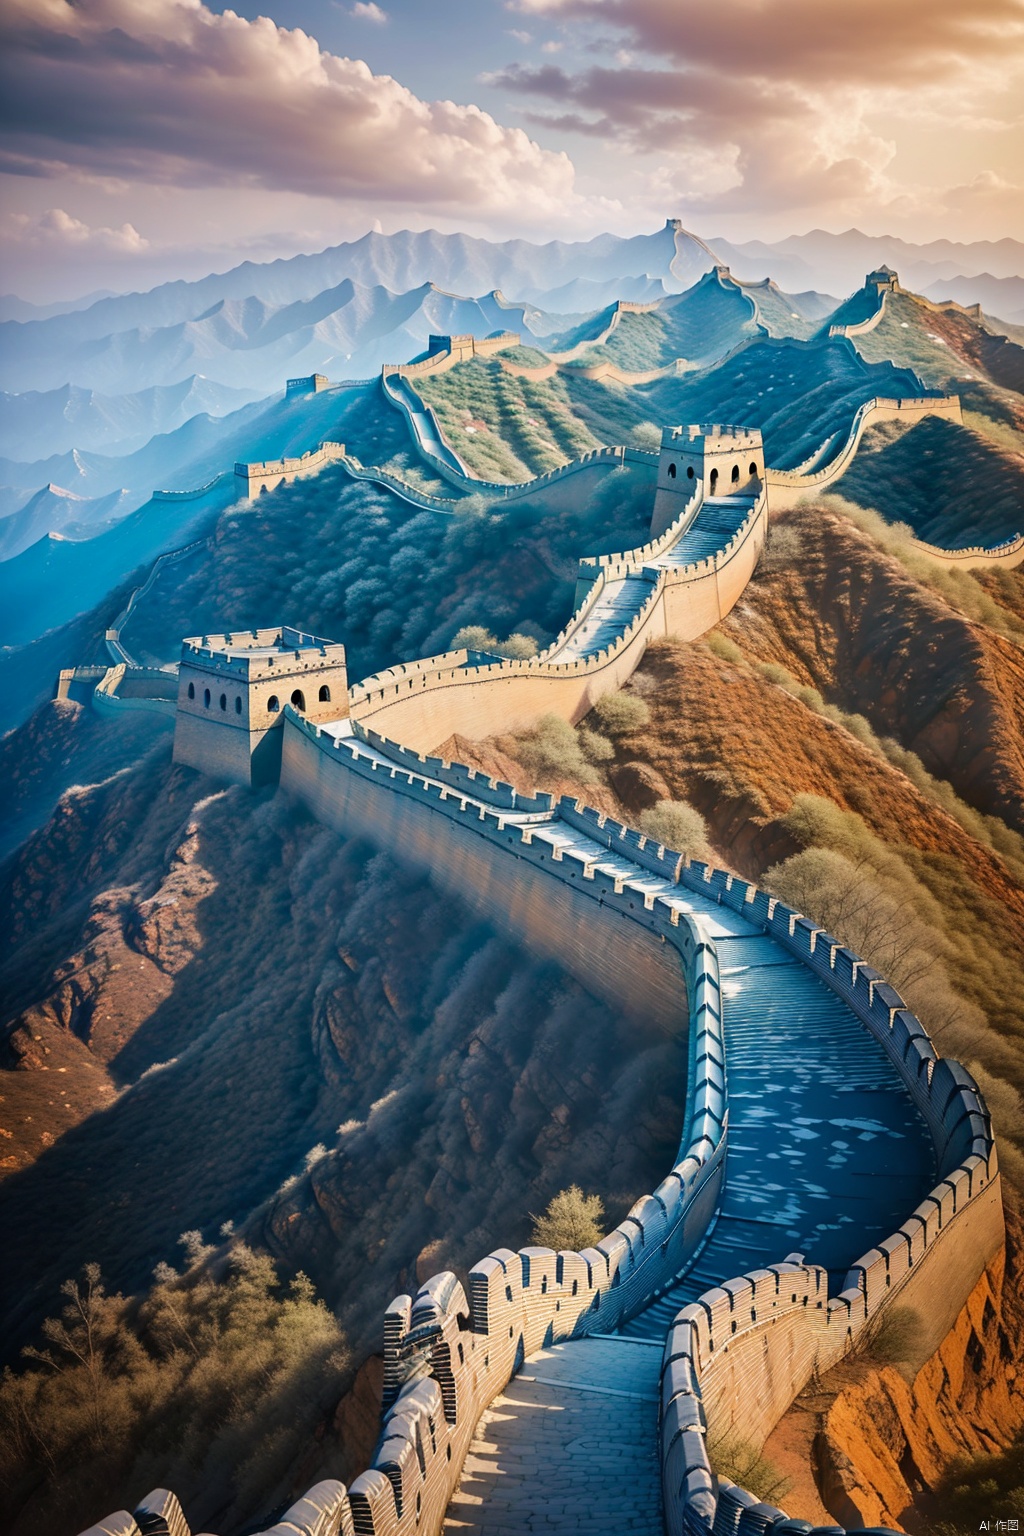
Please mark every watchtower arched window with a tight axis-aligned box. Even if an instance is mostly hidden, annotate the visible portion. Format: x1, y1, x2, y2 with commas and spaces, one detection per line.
291, 689, 306, 711
667, 462, 677, 479
749, 461, 758, 476
731, 463, 740, 483
686, 465, 694, 478
203, 687, 211, 708
709, 468, 718, 490
187, 682, 195, 700
234, 696, 242, 714
267, 695, 280, 713
318, 684, 331, 703
219, 693, 227, 711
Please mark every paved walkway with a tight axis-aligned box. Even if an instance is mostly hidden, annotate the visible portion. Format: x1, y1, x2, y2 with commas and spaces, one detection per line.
444, 1337, 663, 1534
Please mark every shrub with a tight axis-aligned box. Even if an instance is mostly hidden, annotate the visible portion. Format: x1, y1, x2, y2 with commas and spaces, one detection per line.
577, 727, 615, 765
515, 714, 599, 785
639, 800, 709, 859
862, 1304, 924, 1366
590, 691, 651, 736
758, 521, 804, 573
631, 421, 662, 451
497, 632, 539, 660
706, 631, 743, 664
757, 660, 796, 687
451, 625, 539, 660
529, 1185, 605, 1251
0, 1249, 349, 1536
928, 1433, 1024, 1534
451, 624, 498, 653
707, 1431, 792, 1506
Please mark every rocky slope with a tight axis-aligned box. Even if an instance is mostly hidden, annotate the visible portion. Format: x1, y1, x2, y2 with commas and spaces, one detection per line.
0, 720, 684, 1382
762, 1224, 1024, 1528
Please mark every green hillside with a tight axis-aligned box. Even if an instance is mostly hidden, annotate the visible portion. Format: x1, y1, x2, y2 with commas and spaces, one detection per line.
413, 357, 600, 479
837, 414, 1024, 549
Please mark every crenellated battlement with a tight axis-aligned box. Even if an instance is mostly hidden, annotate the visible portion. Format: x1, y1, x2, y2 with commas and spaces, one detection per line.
172, 626, 348, 787
74, 334, 1014, 1536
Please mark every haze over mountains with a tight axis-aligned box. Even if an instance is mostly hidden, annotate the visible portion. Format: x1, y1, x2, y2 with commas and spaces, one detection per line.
0, 218, 1021, 681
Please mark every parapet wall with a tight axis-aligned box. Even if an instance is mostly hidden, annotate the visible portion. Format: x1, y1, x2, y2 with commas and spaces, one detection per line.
84, 715, 1000, 1536
55, 664, 178, 719
281, 716, 695, 1030
151, 470, 235, 504
106, 537, 210, 665
93, 665, 177, 720
382, 330, 520, 381
346, 486, 766, 751
909, 529, 1024, 570
234, 441, 347, 498
766, 394, 963, 506
658, 858, 1002, 1532
829, 286, 891, 339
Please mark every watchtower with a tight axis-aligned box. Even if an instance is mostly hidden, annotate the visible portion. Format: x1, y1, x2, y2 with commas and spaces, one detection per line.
173, 626, 348, 788
651, 424, 764, 537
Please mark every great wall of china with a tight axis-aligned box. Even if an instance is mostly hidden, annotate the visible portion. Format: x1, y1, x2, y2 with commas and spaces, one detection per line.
71, 295, 1022, 1536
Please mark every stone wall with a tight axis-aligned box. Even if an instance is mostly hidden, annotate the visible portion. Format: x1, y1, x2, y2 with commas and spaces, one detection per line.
79, 718, 999, 1536
234, 441, 347, 499
658, 860, 1002, 1533
829, 287, 891, 339
909, 530, 1024, 570
93, 665, 177, 720
151, 470, 235, 504
345, 487, 766, 752
106, 537, 210, 666
766, 394, 963, 507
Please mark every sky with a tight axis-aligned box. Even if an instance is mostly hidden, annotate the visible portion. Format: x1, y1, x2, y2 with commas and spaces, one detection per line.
1, 0, 1023, 301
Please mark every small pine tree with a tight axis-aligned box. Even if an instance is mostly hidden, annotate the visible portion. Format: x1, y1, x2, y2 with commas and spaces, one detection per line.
529, 1185, 605, 1251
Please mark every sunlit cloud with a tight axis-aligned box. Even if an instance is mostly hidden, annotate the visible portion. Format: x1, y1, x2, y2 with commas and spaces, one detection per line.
0, 0, 579, 222
7, 207, 149, 253
502, 0, 1024, 224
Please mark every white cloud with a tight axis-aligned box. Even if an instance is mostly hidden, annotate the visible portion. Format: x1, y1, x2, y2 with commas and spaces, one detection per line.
9, 208, 148, 253
0, 0, 580, 224
351, 2, 388, 21
496, 0, 1024, 230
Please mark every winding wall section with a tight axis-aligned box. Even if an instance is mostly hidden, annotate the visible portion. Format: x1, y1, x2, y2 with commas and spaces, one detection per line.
76, 361, 1015, 1536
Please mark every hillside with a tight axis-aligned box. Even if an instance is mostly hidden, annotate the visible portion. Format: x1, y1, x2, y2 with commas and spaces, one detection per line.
0, 722, 683, 1536
839, 415, 1024, 549
409, 318, 926, 481
851, 286, 1024, 396
2, 492, 1023, 1534
117, 455, 655, 675
0, 379, 434, 656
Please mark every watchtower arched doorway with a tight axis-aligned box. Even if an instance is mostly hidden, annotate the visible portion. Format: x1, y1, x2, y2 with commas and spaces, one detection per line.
291, 689, 306, 711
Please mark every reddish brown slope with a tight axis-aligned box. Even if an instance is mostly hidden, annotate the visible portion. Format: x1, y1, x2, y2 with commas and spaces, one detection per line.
720, 503, 1024, 831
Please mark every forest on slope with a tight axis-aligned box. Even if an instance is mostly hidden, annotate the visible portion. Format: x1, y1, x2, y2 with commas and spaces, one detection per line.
2, 264, 1024, 1535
